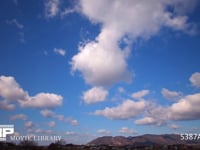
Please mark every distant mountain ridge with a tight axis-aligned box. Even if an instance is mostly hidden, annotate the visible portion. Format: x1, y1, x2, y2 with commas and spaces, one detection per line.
88, 134, 200, 146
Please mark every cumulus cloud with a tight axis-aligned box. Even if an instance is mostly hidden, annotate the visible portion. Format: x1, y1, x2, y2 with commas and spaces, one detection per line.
40, 109, 79, 126
20, 93, 63, 108
0, 75, 63, 109
135, 92, 200, 127
6, 19, 24, 29
82, 86, 108, 104
54, 48, 66, 56
131, 90, 150, 100
10, 114, 27, 121
66, 117, 79, 126
190, 72, 200, 88
71, 0, 197, 87
0, 76, 28, 101
40, 109, 55, 118
71, 39, 132, 86
24, 121, 34, 128
135, 117, 157, 125
119, 127, 137, 135
134, 102, 169, 126
161, 88, 181, 100
94, 100, 146, 120
169, 93, 200, 120
97, 129, 111, 134
44, 0, 60, 18
56, 116, 79, 126
48, 121, 56, 127
0, 100, 15, 111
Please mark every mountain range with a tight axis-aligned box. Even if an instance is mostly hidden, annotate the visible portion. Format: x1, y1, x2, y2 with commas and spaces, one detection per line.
88, 134, 200, 146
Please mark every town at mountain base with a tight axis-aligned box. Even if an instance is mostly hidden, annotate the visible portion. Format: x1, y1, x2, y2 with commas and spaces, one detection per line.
1, 134, 200, 150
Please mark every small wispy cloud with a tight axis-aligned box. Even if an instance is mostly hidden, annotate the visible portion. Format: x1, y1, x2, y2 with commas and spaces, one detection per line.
10, 114, 27, 121
24, 121, 34, 128
131, 89, 150, 100
54, 48, 66, 56
47, 121, 56, 127
60, 7, 78, 17
161, 88, 181, 101
97, 129, 111, 135
40, 109, 79, 126
190, 72, 200, 88
44, 0, 60, 18
66, 131, 75, 135
6, 19, 24, 29
119, 127, 137, 135
13, 0, 18, 6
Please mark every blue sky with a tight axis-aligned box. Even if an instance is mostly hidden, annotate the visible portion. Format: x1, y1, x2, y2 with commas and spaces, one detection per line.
0, 0, 200, 144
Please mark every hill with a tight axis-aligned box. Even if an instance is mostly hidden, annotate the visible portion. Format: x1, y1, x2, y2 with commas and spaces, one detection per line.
88, 134, 200, 146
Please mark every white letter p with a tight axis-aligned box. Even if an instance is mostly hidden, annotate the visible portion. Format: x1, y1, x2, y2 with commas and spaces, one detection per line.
3, 128, 14, 138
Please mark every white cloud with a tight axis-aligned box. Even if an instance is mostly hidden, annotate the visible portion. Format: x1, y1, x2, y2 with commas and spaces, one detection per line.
190, 72, 200, 88
0, 75, 63, 109
119, 127, 137, 135
71, 0, 197, 87
55, 114, 65, 121
131, 90, 150, 100
5, 19, 25, 43
0, 100, 15, 111
135, 117, 157, 125
34, 129, 52, 134
20, 93, 63, 108
80, 0, 196, 35
134, 102, 169, 126
118, 87, 125, 93
48, 121, 56, 127
71, 39, 132, 86
24, 121, 34, 128
66, 131, 75, 135
94, 100, 146, 120
168, 124, 180, 130
135, 92, 200, 127
169, 93, 200, 120
82, 86, 108, 104
44, 0, 60, 18
61, 7, 78, 17
54, 48, 66, 56
0, 76, 28, 101
6, 19, 24, 29
66, 117, 79, 126
40, 109, 55, 118
97, 129, 111, 134
10, 114, 27, 121
161, 88, 181, 100
40, 109, 79, 126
